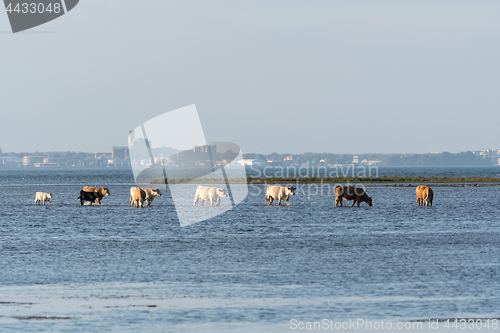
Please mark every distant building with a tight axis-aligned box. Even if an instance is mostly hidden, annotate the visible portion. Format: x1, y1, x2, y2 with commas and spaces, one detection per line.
238, 159, 266, 167
34, 163, 58, 168
112, 146, 129, 159
173, 144, 216, 167
95, 152, 112, 159
107, 158, 131, 167
352, 155, 359, 164
23, 156, 44, 167
1, 156, 22, 167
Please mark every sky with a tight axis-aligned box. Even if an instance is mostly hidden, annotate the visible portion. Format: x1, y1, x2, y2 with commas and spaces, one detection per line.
1, 0, 499, 155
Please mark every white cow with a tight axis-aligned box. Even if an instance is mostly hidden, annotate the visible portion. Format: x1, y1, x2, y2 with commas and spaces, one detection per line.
143, 188, 161, 206
193, 186, 228, 206
129, 187, 162, 207
265, 185, 296, 206
35, 192, 52, 205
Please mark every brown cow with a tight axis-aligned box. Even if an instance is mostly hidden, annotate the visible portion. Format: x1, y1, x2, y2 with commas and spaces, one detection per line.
416, 185, 433, 206
335, 185, 372, 207
82, 186, 110, 205
133, 187, 146, 208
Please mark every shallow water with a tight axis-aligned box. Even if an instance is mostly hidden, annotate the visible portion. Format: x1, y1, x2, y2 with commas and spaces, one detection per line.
0, 169, 499, 332
246, 165, 500, 178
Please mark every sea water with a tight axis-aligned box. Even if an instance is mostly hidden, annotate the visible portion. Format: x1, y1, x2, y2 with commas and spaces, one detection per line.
0, 168, 499, 332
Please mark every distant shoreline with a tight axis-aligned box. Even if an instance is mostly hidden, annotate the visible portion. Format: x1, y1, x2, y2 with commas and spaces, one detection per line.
152, 176, 500, 186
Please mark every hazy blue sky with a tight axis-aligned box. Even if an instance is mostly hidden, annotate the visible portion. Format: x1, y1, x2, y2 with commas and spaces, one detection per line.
1, 0, 499, 154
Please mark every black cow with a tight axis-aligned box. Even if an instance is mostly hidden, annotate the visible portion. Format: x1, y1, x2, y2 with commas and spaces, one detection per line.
78, 190, 104, 206
335, 185, 372, 207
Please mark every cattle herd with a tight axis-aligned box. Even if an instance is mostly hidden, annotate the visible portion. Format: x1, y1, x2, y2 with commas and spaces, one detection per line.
33, 184, 435, 208
264, 184, 433, 207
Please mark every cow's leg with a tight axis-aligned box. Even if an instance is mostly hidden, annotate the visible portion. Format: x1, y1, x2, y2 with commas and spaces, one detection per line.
351, 200, 356, 207
215, 198, 221, 206
200, 199, 204, 206
210, 198, 214, 206
277, 197, 281, 205
193, 196, 199, 206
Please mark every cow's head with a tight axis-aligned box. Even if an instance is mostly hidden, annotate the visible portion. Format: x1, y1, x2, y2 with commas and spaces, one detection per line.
286, 186, 296, 196
48, 193, 52, 198
217, 188, 228, 197
153, 188, 161, 196
366, 196, 373, 206
102, 187, 110, 196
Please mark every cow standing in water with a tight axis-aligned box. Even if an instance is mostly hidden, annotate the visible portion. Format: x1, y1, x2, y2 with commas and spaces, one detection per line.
82, 186, 110, 205
35, 192, 52, 205
416, 185, 433, 206
265, 185, 296, 206
193, 186, 228, 206
335, 185, 372, 207
130, 187, 161, 207
132, 187, 146, 208
78, 190, 103, 206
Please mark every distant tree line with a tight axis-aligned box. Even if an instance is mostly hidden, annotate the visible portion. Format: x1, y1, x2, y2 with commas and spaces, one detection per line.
0, 149, 494, 166
244, 151, 495, 166
378, 152, 491, 166
0, 151, 95, 159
